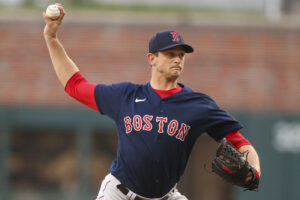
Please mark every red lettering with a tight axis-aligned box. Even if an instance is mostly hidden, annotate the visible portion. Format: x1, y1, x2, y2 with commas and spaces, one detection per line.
124, 116, 132, 134
167, 120, 178, 136
133, 115, 142, 131
156, 117, 168, 133
143, 115, 153, 131
124, 115, 191, 141
176, 123, 191, 141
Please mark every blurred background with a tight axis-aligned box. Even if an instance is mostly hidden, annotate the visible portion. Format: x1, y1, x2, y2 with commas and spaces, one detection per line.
0, 0, 300, 200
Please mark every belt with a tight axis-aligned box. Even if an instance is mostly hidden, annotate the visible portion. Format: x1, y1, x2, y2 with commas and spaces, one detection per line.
117, 184, 168, 200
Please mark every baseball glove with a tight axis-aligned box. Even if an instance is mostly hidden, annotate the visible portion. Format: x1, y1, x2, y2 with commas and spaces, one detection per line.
211, 138, 259, 190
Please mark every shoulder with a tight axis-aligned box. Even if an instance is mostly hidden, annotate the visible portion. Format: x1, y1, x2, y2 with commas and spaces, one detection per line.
180, 84, 218, 107
96, 82, 138, 90
95, 82, 149, 98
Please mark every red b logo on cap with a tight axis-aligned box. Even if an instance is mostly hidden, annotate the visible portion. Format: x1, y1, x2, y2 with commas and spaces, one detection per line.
170, 32, 180, 42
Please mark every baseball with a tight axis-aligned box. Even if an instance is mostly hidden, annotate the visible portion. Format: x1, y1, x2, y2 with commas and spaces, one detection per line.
46, 4, 60, 19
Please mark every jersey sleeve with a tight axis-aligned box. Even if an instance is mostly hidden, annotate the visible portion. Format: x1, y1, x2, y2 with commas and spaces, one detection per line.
65, 71, 98, 111
94, 82, 133, 120
203, 96, 243, 141
225, 130, 251, 149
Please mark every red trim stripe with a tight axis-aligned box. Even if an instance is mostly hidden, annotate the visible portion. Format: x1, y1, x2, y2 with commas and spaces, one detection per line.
254, 169, 260, 180
222, 165, 236, 175
97, 180, 111, 199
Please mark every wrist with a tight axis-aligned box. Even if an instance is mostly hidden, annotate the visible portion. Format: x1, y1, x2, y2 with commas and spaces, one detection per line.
44, 34, 59, 44
43, 26, 58, 40
44, 32, 57, 40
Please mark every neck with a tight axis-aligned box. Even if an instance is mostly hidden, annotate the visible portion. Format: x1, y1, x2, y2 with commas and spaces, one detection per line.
150, 76, 178, 90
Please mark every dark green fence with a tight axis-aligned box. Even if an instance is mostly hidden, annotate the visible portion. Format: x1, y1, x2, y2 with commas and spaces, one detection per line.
234, 112, 300, 200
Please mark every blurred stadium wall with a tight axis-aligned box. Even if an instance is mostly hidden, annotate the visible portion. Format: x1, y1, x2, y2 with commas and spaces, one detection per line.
0, 1, 300, 200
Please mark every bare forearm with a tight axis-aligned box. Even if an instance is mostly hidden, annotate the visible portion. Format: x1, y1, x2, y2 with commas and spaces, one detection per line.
44, 36, 79, 87
239, 145, 261, 176
43, 3, 79, 87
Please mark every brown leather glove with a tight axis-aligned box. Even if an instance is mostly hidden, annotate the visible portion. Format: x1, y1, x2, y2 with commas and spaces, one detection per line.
212, 138, 260, 190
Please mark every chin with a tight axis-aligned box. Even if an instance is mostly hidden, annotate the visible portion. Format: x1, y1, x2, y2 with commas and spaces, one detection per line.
169, 73, 181, 80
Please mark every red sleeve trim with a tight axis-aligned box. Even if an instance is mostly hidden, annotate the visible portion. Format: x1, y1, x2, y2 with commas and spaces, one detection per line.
225, 130, 251, 150
65, 71, 98, 111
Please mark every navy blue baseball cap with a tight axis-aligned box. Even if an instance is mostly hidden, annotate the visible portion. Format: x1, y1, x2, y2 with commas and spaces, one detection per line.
149, 30, 194, 53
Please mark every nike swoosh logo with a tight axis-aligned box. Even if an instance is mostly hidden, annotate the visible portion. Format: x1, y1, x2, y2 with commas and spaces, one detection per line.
135, 98, 146, 103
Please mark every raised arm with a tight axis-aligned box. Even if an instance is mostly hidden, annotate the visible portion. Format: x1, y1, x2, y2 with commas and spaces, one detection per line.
43, 4, 98, 111
43, 3, 79, 87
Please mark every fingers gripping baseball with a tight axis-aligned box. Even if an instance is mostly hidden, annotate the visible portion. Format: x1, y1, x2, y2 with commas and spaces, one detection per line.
43, 3, 66, 39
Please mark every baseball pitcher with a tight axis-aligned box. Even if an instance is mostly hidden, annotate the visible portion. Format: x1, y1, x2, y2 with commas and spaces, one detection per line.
43, 4, 261, 200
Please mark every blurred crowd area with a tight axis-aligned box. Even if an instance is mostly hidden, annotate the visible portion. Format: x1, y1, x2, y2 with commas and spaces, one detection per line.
9, 128, 117, 200
0, 0, 300, 200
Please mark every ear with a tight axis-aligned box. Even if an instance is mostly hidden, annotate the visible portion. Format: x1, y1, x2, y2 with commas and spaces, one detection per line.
147, 53, 156, 66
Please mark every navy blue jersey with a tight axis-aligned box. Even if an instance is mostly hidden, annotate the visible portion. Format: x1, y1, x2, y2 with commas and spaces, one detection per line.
94, 82, 242, 198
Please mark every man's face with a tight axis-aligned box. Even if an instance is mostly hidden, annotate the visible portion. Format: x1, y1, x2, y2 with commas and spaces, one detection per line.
149, 47, 186, 80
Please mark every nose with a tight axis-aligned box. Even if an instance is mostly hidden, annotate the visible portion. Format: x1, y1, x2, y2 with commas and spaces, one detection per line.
174, 55, 182, 63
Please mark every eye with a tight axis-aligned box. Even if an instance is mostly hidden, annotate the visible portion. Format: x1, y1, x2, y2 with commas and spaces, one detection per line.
167, 52, 176, 58
179, 53, 185, 59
